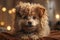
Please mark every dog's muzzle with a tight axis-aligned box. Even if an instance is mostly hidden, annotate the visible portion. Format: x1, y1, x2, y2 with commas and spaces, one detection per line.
25, 19, 39, 27
26, 21, 33, 27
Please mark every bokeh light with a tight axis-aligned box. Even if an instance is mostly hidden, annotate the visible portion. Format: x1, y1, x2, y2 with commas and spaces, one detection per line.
12, 8, 16, 13
8, 10, 12, 14
2, 7, 7, 12
0, 21, 5, 26
55, 14, 60, 20
7, 25, 11, 31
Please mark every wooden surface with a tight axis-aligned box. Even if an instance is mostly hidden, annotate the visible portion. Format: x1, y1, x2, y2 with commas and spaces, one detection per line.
0, 30, 60, 40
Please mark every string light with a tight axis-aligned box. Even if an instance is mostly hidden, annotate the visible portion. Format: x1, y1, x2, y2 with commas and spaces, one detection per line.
0, 21, 5, 26
8, 8, 16, 14
55, 14, 59, 20
7, 25, 11, 31
12, 8, 16, 13
8, 10, 12, 14
2, 7, 7, 12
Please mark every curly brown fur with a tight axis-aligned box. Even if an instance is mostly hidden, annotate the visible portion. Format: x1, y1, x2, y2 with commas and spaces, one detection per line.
14, 1, 50, 40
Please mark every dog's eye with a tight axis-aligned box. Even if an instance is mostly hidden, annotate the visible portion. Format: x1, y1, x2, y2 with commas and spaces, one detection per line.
33, 16, 36, 19
23, 16, 28, 19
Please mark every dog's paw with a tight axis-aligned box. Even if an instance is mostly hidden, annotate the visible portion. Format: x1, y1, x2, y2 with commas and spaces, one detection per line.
21, 35, 29, 40
30, 35, 39, 40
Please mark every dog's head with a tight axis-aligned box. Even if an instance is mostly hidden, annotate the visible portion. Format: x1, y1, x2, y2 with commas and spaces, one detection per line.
15, 3, 45, 32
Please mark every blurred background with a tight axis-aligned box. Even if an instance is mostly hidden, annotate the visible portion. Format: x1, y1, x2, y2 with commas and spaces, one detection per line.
0, 0, 60, 32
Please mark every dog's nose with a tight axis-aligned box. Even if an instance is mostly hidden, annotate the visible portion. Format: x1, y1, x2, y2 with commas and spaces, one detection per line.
28, 22, 32, 27
28, 22, 32, 25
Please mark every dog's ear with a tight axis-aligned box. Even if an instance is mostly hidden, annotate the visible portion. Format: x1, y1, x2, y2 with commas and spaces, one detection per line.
16, 7, 22, 17
35, 7, 45, 18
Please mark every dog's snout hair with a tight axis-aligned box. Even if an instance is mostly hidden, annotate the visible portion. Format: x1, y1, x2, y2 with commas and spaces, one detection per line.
27, 17, 39, 26
14, 1, 50, 40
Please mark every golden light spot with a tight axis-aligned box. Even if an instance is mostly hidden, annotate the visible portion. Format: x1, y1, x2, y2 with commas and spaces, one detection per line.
55, 14, 59, 20
7, 26, 11, 31
12, 8, 16, 13
0, 21, 5, 26
2, 7, 7, 12
8, 10, 12, 14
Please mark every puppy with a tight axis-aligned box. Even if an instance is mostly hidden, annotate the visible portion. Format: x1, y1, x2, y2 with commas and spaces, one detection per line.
14, 2, 50, 40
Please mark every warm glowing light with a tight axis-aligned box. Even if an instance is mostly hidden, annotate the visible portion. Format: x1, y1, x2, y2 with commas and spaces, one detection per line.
8, 10, 12, 14
55, 14, 59, 20
0, 21, 5, 26
7, 26, 11, 31
12, 8, 16, 13
2, 7, 7, 12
